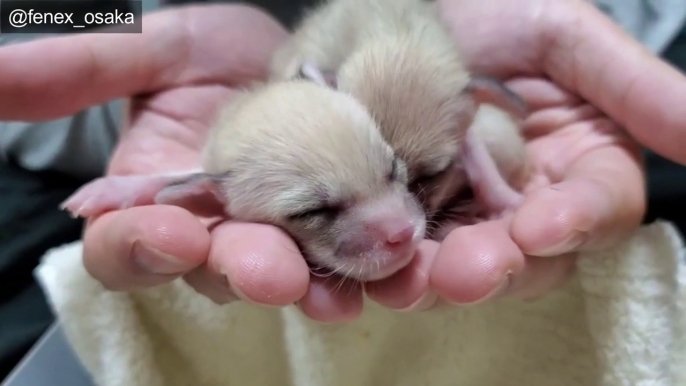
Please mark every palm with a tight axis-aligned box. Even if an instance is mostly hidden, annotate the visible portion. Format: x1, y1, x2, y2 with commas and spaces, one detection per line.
104, 5, 287, 177
417, 0, 646, 304
441, 0, 644, 233
107, 85, 233, 176
523, 98, 630, 192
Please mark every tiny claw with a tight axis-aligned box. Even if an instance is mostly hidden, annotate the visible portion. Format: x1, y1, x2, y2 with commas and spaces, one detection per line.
58, 197, 71, 211
58, 201, 81, 219
122, 198, 136, 211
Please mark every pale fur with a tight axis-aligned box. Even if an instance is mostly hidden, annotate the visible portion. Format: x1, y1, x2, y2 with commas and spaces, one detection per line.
270, 0, 530, 238
202, 80, 394, 221
61, 79, 427, 281
270, 0, 456, 86
271, 0, 471, 187
195, 80, 427, 280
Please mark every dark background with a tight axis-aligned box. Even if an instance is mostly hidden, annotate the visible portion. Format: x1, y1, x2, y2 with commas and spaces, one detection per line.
1, 0, 685, 380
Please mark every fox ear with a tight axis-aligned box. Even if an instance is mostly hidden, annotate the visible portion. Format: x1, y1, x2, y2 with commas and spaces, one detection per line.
154, 172, 230, 217
463, 75, 528, 119
295, 61, 338, 89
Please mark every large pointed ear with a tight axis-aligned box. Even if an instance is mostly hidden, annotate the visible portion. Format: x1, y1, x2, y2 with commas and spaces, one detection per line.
294, 61, 338, 89
463, 75, 529, 120
154, 172, 230, 217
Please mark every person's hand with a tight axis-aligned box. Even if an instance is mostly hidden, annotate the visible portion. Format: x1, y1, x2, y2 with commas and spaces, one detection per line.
1, 0, 679, 324
0, 5, 330, 316
364, 0, 686, 310
0, 4, 436, 323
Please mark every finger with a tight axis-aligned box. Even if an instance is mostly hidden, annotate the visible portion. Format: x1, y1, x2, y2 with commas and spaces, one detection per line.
505, 78, 583, 110
82, 205, 211, 291
430, 219, 521, 304
430, 219, 579, 303
503, 254, 578, 300
183, 265, 239, 305
297, 276, 364, 323
441, 0, 686, 165
0, 4, 287, 120
365, 240, 440, 311
504, 78, 604, 138
512, 120, 645, 256
523, 103, 602, 138
436, 0, 544, 78
541, 0, 686, 165
202, 221, 310, 306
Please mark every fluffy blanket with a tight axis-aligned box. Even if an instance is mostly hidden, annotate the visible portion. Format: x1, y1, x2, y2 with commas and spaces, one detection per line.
34, 220, 686, 386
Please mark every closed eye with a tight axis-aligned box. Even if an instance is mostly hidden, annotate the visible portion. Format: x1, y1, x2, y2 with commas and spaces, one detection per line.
410, 161, 453, 186
288, 204, 342, 221
388, 158, 398, 182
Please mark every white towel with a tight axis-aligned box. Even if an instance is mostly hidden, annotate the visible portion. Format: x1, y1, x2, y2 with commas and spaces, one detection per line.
34, 220, 686, 386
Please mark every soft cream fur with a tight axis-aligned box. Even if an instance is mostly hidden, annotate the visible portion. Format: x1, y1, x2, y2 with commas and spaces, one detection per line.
270, 0, 529, 222
202, 80, 396, 220
200, 80, 426, 280
35, 220, 686, 385
270, 0, 458, 83
59, 78, 428, 281
271, 0, 474, 181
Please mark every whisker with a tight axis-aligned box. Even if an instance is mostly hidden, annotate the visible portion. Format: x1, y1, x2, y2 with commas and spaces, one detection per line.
333, 265, 355, 295
309, 267, 339, 278
347, 277, 358, 297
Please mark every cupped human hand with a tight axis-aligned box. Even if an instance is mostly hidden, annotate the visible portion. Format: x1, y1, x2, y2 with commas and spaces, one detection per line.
365, 0, 686, 310
3, 0, 683, 323
0, 5, 366, 322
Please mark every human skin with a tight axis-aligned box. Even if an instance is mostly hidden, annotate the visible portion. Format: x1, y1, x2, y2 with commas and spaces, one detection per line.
0, 0, 683, 322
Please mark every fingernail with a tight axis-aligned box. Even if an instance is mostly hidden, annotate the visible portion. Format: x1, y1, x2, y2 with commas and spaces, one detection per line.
453, 273, 512, 306
225, 275, 275, 306
217, 274, 240, 303
531, 230, 587, 257
131, 241, 189, 275
398, 290, 439, 312
227, 276, 250, 300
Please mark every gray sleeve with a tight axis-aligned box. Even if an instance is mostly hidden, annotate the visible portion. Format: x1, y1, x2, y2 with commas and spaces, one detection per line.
0, 32, 124, 180
595, 0, 686, 54
0, 0, 160, 181
0, 101, 123, 181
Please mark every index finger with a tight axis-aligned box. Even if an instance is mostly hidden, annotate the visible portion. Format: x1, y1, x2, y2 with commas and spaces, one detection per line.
540, 0, 686, 166
0, 4, 288, 120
